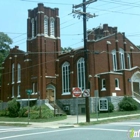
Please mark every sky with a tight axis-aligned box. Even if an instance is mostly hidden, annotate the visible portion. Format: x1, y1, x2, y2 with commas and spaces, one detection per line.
0, 0, 140, 52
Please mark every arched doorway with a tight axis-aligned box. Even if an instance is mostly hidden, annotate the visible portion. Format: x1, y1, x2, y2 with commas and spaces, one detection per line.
131, 71, 140, 96
46, 84, 55, 103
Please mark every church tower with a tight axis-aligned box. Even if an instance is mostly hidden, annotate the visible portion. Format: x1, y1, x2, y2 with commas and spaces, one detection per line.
26, 3, 61, 99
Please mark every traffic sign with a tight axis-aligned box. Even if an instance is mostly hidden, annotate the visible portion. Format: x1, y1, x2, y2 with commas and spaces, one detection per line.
83, 89, 90, 97
26, 89, 32, 95
72, 87, 82, 97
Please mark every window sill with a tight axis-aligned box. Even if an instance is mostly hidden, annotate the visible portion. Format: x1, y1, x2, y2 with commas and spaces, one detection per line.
11, 96, 14, 98
17, 95, 21, 98
11, 82, 15, 84
62, 92, 71, 95
101, 88, 106, 91
115, 88, 121, 91
17, 81, 21, 83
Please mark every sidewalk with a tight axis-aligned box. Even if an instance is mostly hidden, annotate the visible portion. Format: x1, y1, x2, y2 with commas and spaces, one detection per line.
1, 114, 140, 128
28, 114, 140, 128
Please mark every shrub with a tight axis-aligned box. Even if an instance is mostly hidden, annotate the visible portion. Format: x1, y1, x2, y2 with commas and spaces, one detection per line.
0, 109, 9, 116
118, 96, 138, 111
18, 108, 28, 117
7, 98, 20, 117
108, 101, 114, 112
29, 105, 54, 119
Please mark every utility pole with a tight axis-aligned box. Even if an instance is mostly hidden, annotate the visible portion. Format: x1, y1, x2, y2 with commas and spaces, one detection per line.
72, 0, 97, 123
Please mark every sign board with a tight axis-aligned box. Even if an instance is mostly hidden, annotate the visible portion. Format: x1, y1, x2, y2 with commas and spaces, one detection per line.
99, 98, 108, 111
83, 89, 90, 97
72, 87, 82, 97
26, 89, 32, 95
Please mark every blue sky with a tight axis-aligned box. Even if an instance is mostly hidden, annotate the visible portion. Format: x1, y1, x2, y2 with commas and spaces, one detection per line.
0, 0, 140, 51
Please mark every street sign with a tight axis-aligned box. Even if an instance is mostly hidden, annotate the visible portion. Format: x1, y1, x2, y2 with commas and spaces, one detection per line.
72, 87, 82, 97
83, 89, 90, 97
26, 89, 32, 95
99, 98, 108, 111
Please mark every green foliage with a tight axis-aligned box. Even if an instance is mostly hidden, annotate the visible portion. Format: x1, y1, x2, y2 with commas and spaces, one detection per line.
18, 108, 28, 117
7, 99, 20, 117
118, 96, 138, 111
0, 109, 9, 116
108, 101, 114, 112
0, 32, 13, 85
30, 105, 54, 119
0, 103, 56, 120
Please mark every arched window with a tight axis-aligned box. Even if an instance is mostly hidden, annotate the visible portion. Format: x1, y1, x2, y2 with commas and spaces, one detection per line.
12, 63, 14, 83
44, 15, 48, 36
115, 78, 120, 90
17, 64, 21, 83
127, 54, 131, 69
31, 18, 34, 38
119, 48, 125, 69
17, 84, 20, 97
101, 79, 106, 91
112, 50, 117, 71
35, 16, 37, 35
77, 58, 85, 90
50, 17, 55, 37
62, 62, 70, 95
12, 85, 14, 98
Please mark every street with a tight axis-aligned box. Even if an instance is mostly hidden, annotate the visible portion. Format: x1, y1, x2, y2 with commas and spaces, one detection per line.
0, 119, 140, 140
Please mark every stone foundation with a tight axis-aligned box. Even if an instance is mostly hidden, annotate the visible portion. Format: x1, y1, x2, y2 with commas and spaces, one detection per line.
57, 96, 124, 115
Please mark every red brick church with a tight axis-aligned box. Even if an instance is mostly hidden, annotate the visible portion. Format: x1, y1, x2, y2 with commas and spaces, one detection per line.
1, 3, 140, 114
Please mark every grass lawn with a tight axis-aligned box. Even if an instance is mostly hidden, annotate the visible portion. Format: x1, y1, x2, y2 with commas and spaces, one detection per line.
0, 115, 67, 123
90, 110, 140, 118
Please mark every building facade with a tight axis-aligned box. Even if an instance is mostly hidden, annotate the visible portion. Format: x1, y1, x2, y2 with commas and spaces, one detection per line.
1, 3, 140, 114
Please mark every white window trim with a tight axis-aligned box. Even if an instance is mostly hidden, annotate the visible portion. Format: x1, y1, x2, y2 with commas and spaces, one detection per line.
31, 18, 35, 38
50, 17, 55, 37
119, 48, 125, 69
17, 85, 21, 98
112, 50, 117, 71
44, 15, 48, 37
115, 78, 121, 90
17, 64, 21, 83
62, 62, 70, 95
101, 79, 106, 91
77, 57, 85, 91
12, 63, 14, 83
127, 54, 131, 69
12, 85, 14, 98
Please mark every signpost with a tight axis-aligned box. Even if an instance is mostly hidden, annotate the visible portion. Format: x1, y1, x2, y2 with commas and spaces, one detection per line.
26, 89, 32, 124
72, 87, 82, 124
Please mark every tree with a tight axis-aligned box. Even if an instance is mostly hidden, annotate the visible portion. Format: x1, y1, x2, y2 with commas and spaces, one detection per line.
0, 32, 13, 85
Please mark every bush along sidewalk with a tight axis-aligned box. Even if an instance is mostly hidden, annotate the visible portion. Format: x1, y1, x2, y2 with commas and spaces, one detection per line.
0, 98, 66, 120
118, 96, 139, 111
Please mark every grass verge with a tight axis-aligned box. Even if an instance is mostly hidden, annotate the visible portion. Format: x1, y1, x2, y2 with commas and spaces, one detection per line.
90, 110, 140, 118
79, 115, 140, 126
0, 115, 67, 123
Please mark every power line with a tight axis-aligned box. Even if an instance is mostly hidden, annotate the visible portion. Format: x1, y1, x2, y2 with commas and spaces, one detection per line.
21, 0, 72, 5
89, 7, 140, 16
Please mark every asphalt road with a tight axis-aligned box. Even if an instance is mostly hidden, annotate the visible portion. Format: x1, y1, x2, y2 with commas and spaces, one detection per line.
0, 119, 140, 140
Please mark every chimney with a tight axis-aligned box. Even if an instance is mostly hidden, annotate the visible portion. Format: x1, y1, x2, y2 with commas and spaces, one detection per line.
103, 24, 109, 36
15, 46, 19, 49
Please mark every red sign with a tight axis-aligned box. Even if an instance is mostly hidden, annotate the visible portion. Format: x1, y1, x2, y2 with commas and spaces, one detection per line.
72, 87, 82, 97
